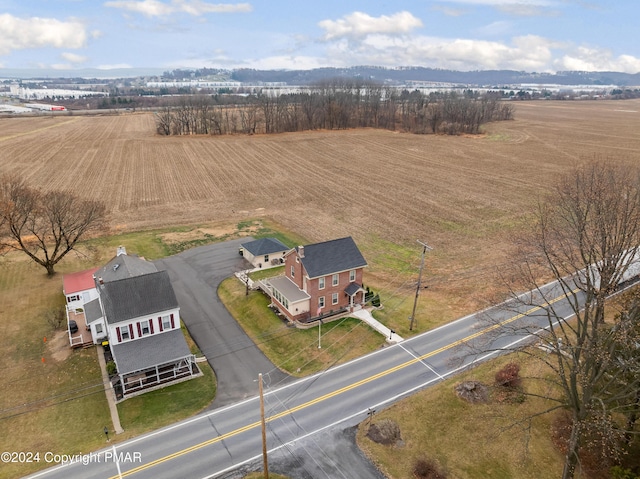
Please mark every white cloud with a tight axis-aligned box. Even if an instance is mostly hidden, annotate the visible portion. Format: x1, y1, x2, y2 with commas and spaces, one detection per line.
61, 52, 87, 63
0, 14, 87, 55
319, 11, 423, 41
320, 33, 562, 72
104, 0, 173, 16
556, 46, 640, 73
431, 5, 468, 16
104, 0, 252, 17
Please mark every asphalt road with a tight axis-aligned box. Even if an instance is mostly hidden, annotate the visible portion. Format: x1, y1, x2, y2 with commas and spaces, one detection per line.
23, 249, 608, 479
154, 238, 291, 408
26, 278, 582, 479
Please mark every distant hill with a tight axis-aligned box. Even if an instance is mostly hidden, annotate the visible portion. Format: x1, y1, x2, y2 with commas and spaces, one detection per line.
229, 66, 640, 87
2, 65, 639, 87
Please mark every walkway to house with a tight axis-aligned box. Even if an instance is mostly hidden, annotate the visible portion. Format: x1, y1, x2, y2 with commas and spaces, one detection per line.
351, 308, 404, 343
96, 345, 124, 435
236, 268, 404, 343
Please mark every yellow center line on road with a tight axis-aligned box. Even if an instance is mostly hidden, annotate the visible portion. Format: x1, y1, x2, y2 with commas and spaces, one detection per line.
111, 290, 573, 478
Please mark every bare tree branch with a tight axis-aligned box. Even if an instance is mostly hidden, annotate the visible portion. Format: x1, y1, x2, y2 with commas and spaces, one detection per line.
0, 175, 107, 276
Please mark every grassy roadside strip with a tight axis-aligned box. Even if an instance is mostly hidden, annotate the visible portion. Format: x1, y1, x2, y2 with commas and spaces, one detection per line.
356, 352, 565, 479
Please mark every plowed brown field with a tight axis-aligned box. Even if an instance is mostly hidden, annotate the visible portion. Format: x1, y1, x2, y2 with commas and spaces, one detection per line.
2, 101, 640, 314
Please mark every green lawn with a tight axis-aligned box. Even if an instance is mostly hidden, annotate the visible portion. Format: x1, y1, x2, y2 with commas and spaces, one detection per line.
117, 363, 216, 437
218, 277, 385, 376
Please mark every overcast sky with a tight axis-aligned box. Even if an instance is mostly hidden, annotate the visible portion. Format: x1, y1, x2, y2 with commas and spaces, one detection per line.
1, 0, 639, 74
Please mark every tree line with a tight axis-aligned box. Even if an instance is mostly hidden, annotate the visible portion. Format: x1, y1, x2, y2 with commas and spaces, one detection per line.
154, 80, 514, 136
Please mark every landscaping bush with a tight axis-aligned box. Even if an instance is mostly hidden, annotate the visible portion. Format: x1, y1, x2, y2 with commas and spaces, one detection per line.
413, 456, 447, 479
495, 362, 521, 388
371, 294, 381, 307
366, 418, 402, 446
106, 361, 117, 376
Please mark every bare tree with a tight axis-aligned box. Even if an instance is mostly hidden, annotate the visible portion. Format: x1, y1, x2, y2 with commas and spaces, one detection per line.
0, 176, 107, 276
498, 161, 640, 479
155, 106, 173, 135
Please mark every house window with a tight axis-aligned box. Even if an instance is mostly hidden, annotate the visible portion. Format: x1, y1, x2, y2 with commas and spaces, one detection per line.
95, 323, 103, 335
332, 292, 339, 305
319, 277, 325, 289
319, 296, 325, 308
291, 265, 295, 277
264, 254, 269, 263
67, 294, 80, 302
162, 315, 171, 330
141, 320, 151, 336
349, 269, 356, 282
332, 274, 339, 286
119, 325, 130, 341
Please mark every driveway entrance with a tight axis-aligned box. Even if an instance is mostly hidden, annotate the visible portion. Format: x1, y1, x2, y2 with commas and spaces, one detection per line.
155, 238, 291, 408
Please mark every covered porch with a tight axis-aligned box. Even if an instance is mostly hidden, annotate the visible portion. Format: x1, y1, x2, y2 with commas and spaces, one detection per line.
267, 275, 311, 322
110, 329, 200, 400
345, 282, 366, 310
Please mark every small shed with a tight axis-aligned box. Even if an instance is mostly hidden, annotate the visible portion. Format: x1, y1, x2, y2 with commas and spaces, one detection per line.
240, 238, 290, 269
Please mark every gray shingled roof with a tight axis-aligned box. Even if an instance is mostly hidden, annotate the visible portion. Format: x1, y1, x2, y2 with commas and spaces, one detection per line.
84, 298, 103, 324
100, 270, 178, 324
111, 329, 191, 374
298, 237, 367, 279
242, 237, 289, 256
94, 254, 157, 284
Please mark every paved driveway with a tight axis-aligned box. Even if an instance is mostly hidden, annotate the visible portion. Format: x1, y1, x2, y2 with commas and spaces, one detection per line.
154, 239, 383, 478
155, 238, 291, 408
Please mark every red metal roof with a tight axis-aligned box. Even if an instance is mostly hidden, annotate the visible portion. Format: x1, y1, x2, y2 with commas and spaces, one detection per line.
63, 267, 99, 294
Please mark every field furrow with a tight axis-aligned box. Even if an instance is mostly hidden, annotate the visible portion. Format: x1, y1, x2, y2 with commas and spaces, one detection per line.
1, 100, 639, 285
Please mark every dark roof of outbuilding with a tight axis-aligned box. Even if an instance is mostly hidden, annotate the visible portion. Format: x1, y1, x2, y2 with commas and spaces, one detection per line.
99, 270, 178, 324
241, 237, 289, 256
111, 329, 191, 374
298, 237, 367, 279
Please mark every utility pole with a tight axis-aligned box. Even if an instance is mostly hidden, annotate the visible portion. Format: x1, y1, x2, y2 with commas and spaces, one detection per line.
409, 240, 432, 331
259, 373, 269, 479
